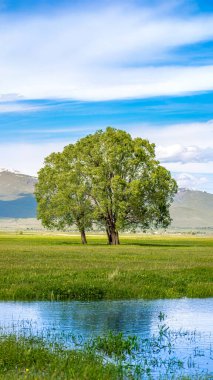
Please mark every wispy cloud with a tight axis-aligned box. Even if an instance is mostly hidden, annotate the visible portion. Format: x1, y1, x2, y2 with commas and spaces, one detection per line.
0, 102, 50, 113
130, 120, 213, 177
23, 127, 93, 134
156, 145, 213, 163
164, 161, 213, 174
1, 1, 213, 101
131, 120, 213, 148
175, 173, 209, 191
0, 142, 69, 176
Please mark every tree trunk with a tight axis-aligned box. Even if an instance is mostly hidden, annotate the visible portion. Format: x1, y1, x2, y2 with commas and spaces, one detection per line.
106, 227, 112, 245
106, 224, 120, 245
80, 229, 87, 244
111, 230, 120, 245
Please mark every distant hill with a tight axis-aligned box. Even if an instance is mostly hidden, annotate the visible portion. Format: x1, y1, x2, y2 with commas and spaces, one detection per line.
0, 169, 37, 218
0, 169, 212, 229
0, 169, 36, 200
170, 188, 213, 229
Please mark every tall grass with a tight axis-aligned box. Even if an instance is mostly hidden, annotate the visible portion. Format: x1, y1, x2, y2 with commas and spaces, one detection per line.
0, 335, 121, 380
0, 234, 212, 300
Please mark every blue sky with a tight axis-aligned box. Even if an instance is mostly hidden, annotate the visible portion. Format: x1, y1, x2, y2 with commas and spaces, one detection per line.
0, 0, 213, 192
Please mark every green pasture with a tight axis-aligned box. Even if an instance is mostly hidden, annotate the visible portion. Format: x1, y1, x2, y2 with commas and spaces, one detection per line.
0, 233, 212, 301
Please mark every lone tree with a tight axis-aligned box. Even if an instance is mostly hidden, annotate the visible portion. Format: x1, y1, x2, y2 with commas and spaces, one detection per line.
35, 127, 177, 244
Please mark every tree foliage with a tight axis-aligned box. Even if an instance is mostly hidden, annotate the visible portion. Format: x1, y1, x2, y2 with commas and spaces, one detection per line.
35, 147, 92, 244
35, 127, 177, 244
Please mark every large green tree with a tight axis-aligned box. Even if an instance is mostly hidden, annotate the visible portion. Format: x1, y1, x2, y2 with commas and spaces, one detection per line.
35, 127, 177, 244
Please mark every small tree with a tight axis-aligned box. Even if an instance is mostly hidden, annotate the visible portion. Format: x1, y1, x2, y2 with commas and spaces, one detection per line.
35, 127, 177, 244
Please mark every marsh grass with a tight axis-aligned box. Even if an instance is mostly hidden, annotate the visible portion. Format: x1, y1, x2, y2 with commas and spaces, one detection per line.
0, 234, 212, 300
0, 314, 211, 379
84, 314, 212, 379
0, 335, 121, 380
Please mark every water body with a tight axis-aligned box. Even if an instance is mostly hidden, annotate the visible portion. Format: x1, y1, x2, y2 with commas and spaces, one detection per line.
0, 298, 212, 378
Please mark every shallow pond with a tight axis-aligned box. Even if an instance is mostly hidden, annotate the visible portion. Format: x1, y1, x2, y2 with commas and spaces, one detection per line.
0, 298, 212, 378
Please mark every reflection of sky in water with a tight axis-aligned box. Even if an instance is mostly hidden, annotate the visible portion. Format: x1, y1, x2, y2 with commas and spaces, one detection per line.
0, 299, 212, 338
0, 299, 212, 377
151, 298, 213, 332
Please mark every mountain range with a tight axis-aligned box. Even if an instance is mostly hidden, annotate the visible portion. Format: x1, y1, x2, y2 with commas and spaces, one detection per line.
0, 169, 212, 230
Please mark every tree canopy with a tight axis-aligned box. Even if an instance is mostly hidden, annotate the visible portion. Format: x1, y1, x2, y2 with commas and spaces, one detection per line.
35, 127, 177, 244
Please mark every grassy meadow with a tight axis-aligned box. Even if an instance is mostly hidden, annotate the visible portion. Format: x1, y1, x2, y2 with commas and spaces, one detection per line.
0, 233, 212, 301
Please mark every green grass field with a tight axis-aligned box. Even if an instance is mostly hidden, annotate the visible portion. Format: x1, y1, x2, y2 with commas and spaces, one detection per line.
0, 233, 212, 301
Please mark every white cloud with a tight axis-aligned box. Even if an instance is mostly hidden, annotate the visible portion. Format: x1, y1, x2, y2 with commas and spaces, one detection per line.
131, 120, 213, 148
0, 93, 23, 101
1, 3, 213, 100
24, 127, 93, 134
163, 161, 213, 174
130, 120, 213, 177
156, 144, 213, 163
0, 102, 49, 113
0, 142, 69, 176
175, 173, 209, 190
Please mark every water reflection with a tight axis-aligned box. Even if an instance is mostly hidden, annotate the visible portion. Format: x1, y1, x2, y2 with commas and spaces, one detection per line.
0, 298, 212, 338
0, 300, 154, 338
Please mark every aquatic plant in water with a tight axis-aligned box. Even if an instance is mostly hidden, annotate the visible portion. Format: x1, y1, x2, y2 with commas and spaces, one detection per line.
83, 313, 212, 379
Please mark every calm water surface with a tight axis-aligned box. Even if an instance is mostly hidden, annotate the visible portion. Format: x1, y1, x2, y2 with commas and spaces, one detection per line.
0, 298, 212, 378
